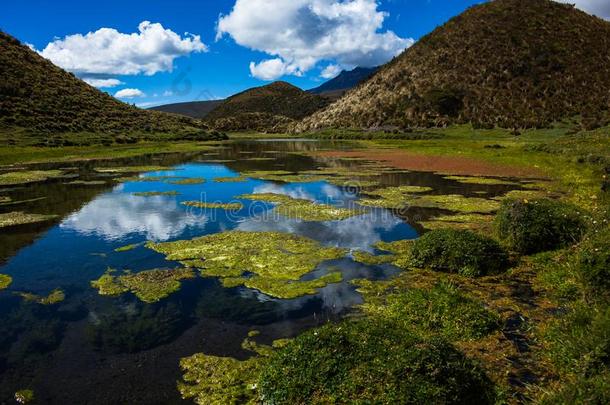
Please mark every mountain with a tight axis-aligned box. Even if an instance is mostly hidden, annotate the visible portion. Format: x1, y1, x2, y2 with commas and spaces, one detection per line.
309, 67, 379, 98
149, 100, 225, 119
205, 81, 330, 132
297, 0, 610, 132
0, 31, 223, 147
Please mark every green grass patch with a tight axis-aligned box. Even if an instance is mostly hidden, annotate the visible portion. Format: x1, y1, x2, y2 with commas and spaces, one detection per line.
0, 170, 63, 186
0, 212, 58, 228
133, 191, 180, 197
182, 201, 244, 210
0, 274, 12, 290
18, 289, 65, 305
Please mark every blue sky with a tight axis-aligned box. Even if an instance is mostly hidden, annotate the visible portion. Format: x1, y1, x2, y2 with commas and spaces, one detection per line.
0, 0, 539, 107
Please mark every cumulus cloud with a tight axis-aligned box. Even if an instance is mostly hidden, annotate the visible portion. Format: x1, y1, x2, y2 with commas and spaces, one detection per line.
217, 0, 413, 80
556, 0, 610, 20
39, 21, 207, 76
320, 64, 342, 79
83, 78, 124, 88
115, 88, 146, 99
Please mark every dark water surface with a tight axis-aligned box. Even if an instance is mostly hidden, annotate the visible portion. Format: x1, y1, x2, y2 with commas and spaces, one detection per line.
0, 140, 520, 404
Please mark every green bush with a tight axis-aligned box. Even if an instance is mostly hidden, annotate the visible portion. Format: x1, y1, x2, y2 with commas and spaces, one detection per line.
577, 227, 610, 299
259, 319, 496, 404
495, 198, 586, 254
409, 229, 508, 277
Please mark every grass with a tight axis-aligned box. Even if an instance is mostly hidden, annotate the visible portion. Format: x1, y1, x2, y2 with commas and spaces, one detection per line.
0, 212, 58, 228
18, 289, 65, 305
182, 201, 244, 210
0, 274, 12, 290
0, 170, 63, 185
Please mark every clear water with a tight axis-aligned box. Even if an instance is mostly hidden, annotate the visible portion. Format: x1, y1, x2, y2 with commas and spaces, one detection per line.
0, 140, 520, 404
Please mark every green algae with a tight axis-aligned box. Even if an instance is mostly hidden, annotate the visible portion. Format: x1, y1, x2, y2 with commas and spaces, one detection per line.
18, 289, 65, 305
214, 176, 248, 183
14, 389, 34, 404
352, 251, 396, 266
169, 178, 206, 185
239, 193, 363, 221
146, 231, 347, 298
133, 191, 180, 197
0, 170, 64, 186
444, 176, 519, 185
91, 268, 196, 303
115, 243, 139, 253
94, 166, 171, 173
0, 274, 12, 290
0, 211, 58, 228
221, 272, 343, 299
182, 201, 244, 210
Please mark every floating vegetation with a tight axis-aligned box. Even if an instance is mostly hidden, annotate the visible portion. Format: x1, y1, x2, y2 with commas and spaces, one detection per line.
91, 268, 196, 303
214, 176, 248, 183
0, 170, 63, 186
133, 191, 180, 197
182, 201, 244, 210
358, 186, 434, 208
0, 196, 10, 203
245, 157, 276, 161
0, 274, 12, 290
0, 212, 58, 228
420, 213, 494, 231
18, 289, 65, 305
0, 196, 47, 206
198, 159, 236, 163
114, 175, 183, 183
147, 231, 346, 298
239, 193, 363, 221
65, 180, 107, 186
94, 166, 171, 174
361, 190, 501, 214
493, 189, 553, 201
444, 176, 519, 185
14, 389, 34, 404
169, 178, 206, 185
241, 170, 325, 183
221, 272, 343, 299
376, 239, 415, 269
352, 251, 396, 266
115, 243, 139, 253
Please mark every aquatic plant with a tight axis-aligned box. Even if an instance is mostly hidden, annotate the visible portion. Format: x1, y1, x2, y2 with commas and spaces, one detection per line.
169, 178, 206, 185
91, 268, 196, 303
420, 213, 494, 231
147, 231, 346, 298
495, 198, 586, 254
182, 201, 244, 210
351, 251, 396, 266
214, 176, 248, 183
221, 272, 343, 299
65, 180, 107, 186
241, 170, 325, 183
258, 319, 497, 404
0, 274, 12, 290
114, 243, 139, 253
18, 289, 65, 305
357, 281, 501, 341
237, 193, 296, 203
94, 166, 171, 173
414, 195, 501, 213
0, 212, 58, 228
444, 176, 519, 185
375, 239, 415, 269
409, 229, 508, 277
14, 389, 34, 404
133, 191, 180, 197
0, 170, 63, 186
358, 185, 433, 208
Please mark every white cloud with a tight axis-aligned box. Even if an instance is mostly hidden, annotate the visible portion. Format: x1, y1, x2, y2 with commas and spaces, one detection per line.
556, 0, 610, 20
320, 64, 342, 79
39, 21, 207, 76
83, 78, 124, 88
115, 88, 146, 99
217, 0, 413, 81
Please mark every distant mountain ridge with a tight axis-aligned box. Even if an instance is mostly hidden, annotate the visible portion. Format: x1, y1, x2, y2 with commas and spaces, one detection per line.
150, 100, 224, 119
0, 31, 222, 146
297, 0, 610, 132
309, 67, 379, 96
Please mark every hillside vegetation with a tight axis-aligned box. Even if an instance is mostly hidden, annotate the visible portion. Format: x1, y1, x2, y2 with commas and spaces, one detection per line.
297, 0, 610, 132
206, 81, 330, 132
149, 100, 224, 119
0, 31, 223, 146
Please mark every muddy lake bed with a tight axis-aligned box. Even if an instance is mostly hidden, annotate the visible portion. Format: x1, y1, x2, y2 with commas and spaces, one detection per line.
0, 139, 534, 404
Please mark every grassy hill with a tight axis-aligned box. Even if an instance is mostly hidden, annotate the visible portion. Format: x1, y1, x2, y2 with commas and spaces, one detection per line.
297, 0, 610, 132
0, 31, 224, 146
149, 100, 224, 119
206, 81, 330, 132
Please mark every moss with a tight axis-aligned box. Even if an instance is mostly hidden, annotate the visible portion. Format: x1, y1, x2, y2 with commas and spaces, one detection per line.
420, 213, 494, 231
169, 178, 206, 185
241, 170, 325, 183
359, 189, 500, 213
0, 212, 58, 228
493, 189, 553, 200
147, 231, 346, 298
91, 268, 196, 303
222, 272, 343, 299
444, 176, 519, 185
258, 319, 496, 404
133, 191, 180, 197
358, 186, 433, 208
410, 229, 508, 277
14, 389, 35, 404
357, 281, 501, 341
114, 243, 139, 253
375, 239, 415, 269
239, 193, 363, 221
214, 176, 248, 183
182, 201, 244, 210
0, 170, 63, 185
494, 198, 587, 254
94, 166, 171, 173
352, 251, 396, 266
18, 289, 65, 305
0, 274, 12, 290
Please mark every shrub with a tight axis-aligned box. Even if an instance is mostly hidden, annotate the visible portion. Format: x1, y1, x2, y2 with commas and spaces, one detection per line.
409, 229, 508, 277
259, 319, 496, 404
576, 227, 610, 299
494, 198, 586, 254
